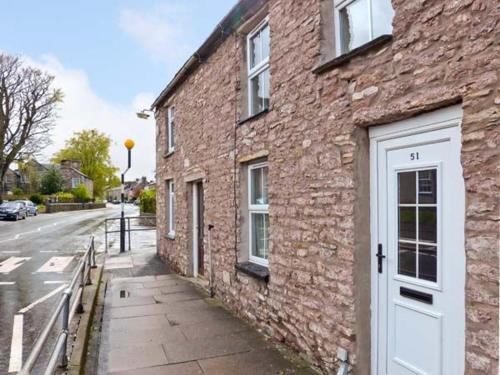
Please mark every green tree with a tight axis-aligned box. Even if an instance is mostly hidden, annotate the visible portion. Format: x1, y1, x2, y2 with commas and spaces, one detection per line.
139, 189, 156, 214
72, 184, 91, 202
52, 129, 118, 198
17, 159, 41, 193
40, 167, 64, 194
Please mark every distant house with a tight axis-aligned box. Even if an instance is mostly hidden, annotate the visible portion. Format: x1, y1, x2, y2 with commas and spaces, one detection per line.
58, 160, 93, 196
106, 177, 154, 202
1, 159, 93, 196
1, 168, 20, 193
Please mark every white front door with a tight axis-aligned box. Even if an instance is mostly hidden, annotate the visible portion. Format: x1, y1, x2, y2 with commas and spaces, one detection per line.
370, 106, 465, 375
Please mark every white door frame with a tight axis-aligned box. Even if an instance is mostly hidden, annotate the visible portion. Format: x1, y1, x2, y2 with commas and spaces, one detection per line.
369, 105, 464, 374
192, 182, 199, 277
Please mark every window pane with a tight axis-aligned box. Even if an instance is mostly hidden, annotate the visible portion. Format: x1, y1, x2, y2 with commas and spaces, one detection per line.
418, 244, 437, 282
250, 75, 262, 115
261, 24, 270, 60
251, 166, 268, 205
339, 0, 370, 53
372, 0, 394, 38
418, 169, 436, 204
399, 207, 416, 241
252, 213, 269, 259
250, 32, 261, 68
398, 171, 416, 204
261, 68, 270, 110
398, 242, 416, 278
250, 70, 269, 115
419, 207, 437, 243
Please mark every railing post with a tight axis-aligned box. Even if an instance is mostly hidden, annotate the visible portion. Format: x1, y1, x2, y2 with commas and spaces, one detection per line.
61, 289, 71, 369
86, 249, 92, 286
105, 220, 108, 253
128, 218, 131, 251
91, 237, 97, 268
77, 262, 85, 313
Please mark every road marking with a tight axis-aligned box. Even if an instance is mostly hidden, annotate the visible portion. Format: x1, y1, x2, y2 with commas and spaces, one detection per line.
0, 250, 21, 254
0, 257, 31, 274
8, 314, 23, 372
44, 280, 66, 285
18, 284, 67, 314
40, 250, 60, 253
36, 256, 74, 273
0, 281, 15, 285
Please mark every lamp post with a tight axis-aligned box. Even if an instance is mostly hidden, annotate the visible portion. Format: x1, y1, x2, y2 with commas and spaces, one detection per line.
120, 139, 135, 253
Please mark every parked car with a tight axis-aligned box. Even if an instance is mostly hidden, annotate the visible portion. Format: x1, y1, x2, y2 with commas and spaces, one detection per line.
17, 200, 38, 216
0, 201, 28, 221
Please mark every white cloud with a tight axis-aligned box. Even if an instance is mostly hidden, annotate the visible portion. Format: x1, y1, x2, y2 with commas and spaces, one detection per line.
119, 3, 194, 66
25, 54, 156, 180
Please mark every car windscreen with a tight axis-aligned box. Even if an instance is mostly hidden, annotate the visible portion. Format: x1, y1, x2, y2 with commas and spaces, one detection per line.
1, 202, 19, 209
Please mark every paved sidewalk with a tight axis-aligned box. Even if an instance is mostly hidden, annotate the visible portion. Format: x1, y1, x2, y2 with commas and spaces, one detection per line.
98, 273, 315, 374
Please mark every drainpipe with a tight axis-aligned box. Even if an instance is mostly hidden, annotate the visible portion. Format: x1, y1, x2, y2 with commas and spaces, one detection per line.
208, 224, 215, 297
336, 348, 349, 375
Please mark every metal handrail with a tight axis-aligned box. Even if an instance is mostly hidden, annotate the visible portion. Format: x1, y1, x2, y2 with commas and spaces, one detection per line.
19, 236, 97, 375
104, 216, 156, 252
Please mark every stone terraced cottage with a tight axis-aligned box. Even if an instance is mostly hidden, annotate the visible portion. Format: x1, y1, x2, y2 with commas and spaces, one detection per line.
152, 0, 499, 373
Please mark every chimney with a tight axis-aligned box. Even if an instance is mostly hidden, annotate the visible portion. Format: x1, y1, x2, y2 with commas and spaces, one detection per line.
61, 160, 82, 170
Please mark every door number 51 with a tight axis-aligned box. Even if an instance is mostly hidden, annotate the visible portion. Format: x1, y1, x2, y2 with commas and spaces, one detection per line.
410, 152, 420, 161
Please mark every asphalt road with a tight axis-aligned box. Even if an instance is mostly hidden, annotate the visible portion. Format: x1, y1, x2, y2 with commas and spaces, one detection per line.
0, 204, 134, 373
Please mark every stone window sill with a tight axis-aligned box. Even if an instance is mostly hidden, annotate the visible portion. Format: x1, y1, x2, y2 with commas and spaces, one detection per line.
235, 261, 269, 283
312, 34, 393, 75
237, 108, 269, 126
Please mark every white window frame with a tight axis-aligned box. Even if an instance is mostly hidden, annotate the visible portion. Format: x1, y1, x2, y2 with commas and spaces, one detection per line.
333, 0, 392, 56
71, 177, 81, 189
247, 17, 270, 116
167, 107, 175, 153
248, 162, 269, 266
167, 180, 175, 237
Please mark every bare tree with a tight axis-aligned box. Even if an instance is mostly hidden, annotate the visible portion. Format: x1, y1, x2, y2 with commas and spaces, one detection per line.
0, 53, 62, 190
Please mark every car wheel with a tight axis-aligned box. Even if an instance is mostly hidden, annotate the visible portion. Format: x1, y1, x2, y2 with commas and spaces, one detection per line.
14, 214, 18, 221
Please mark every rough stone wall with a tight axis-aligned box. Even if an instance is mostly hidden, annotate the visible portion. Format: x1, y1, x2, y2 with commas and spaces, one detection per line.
2, 169, 18, 192
156, 0, 499, 373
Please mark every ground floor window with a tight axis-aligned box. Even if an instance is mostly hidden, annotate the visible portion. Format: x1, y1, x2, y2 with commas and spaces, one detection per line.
248, 162, 269, 266
167, 180, 175, 237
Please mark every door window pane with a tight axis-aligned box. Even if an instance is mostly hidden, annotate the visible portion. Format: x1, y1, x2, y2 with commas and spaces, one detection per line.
339, 0, 370, 53
418, 244, 437, 282
397, 168, 439, 282
418, 169, 436, 204
251, 213, 269, 259
399, 171, 416, 204
399, 207, 416, 241
419, 207, 437, 243
398, 242, 416, 278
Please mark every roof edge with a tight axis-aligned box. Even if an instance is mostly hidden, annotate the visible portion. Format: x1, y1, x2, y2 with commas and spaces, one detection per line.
151, 0, 267, 109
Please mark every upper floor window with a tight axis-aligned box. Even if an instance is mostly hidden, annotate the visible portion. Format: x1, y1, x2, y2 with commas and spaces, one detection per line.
247, 19, 270, 116
334, 0, 394, 55
167, 107, 175, 153
248, 162, 269, 266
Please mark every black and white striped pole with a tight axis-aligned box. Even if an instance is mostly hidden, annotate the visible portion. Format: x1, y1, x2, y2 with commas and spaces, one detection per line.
120, 139, 135, 253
